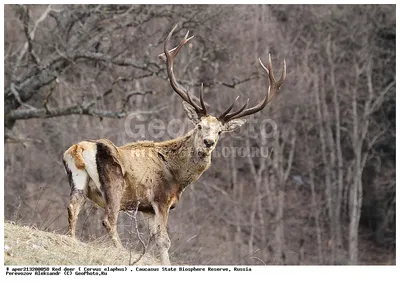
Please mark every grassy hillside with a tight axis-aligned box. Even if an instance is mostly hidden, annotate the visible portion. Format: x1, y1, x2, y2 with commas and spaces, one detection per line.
4, 222, 159, 265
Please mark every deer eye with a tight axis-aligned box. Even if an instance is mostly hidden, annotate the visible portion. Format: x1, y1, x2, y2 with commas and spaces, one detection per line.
198, 124, 202, 130
218, 131, 222, 135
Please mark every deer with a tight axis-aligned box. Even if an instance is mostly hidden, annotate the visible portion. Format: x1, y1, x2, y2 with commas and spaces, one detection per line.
62, 24, 286, 265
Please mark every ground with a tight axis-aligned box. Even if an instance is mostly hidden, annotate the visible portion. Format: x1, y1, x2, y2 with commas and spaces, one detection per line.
4, 222, 159, 265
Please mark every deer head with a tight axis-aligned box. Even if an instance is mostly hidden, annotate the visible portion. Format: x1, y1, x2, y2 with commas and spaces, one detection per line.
159, 24, 286, 156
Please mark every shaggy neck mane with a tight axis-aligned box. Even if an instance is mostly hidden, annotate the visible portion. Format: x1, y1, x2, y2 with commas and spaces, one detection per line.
156, 129, 211, 186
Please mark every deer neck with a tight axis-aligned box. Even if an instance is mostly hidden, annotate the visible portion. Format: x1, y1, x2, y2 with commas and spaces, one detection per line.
158, 129, 212, 187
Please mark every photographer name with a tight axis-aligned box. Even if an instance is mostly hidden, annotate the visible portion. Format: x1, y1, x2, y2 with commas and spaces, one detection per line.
135, 266, 252, 272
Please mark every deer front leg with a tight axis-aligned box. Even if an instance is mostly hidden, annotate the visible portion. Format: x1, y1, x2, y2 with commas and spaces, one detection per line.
143, 213, 157, 253
150, 204, 171, 265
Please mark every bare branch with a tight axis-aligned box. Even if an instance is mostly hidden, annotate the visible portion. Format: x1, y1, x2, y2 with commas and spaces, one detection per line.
127, 202, 146, 266
21, 6, 40, 65
10, 83, 37, 110
6, 102, 167, 121
369, 79, 395, 115
71, 51, 161, 74
15, 5, 57, 69
219, 73, 260, 88
122, 90, 155, 110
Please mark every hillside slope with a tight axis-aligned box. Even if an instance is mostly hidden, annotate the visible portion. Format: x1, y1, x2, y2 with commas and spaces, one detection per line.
4, 222, 159, 265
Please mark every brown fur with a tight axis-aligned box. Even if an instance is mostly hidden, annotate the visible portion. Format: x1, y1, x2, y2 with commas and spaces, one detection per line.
66, 144, 86, 170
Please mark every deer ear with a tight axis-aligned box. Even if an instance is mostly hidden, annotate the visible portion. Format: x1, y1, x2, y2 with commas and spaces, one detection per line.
182, 101, 201, 124
222, 119, 247, 132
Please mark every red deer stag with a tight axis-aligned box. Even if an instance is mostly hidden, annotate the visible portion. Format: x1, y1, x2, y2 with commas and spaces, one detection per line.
62, 24, 286, 265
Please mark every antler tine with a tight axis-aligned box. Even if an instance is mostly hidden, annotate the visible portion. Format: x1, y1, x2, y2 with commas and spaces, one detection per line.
163, 24, 206, 114
260, 54, 287, 104
199, 83, 207, 115
164, 24, 195, 60
220, 53, 286, 122
224, 98, 249, 120
218, 96, 239, 120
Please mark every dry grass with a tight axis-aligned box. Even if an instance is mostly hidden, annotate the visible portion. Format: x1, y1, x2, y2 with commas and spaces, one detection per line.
4, 222, 160, 265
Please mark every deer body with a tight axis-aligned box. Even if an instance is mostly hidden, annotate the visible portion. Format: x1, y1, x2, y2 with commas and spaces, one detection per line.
63, 118, 217, 264
63, 24, 286, 265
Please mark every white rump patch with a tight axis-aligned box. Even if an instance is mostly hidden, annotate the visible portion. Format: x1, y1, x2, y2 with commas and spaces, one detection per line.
82, 146, 101, 190
64, 154, 88, 191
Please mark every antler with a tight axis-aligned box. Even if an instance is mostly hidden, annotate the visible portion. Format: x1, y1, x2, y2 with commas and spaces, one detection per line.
160, 24, 207, 115
219, 54, 286, 122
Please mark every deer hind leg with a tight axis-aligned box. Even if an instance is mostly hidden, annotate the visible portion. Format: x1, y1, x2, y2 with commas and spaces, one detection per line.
150, 204, 171, 265
102, 194, 122, 248
96, 142, 124, 248
63, 159, 89, 238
